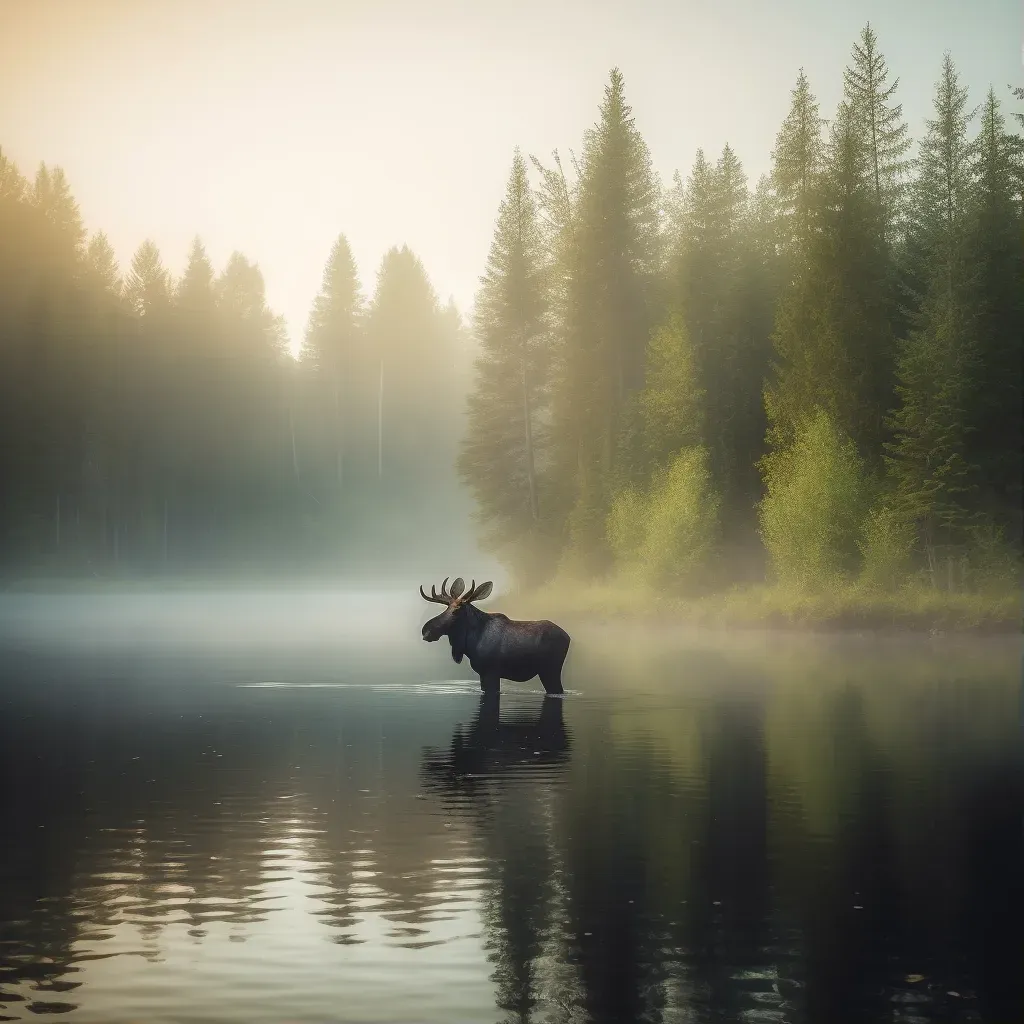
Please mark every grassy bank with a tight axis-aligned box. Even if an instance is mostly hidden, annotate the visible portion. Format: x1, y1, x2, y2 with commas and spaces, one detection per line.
505, 580, 1022, 635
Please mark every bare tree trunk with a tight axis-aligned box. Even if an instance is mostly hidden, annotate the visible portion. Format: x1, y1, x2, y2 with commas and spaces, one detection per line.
55, 494, 61, 547
162, 497, 169, 565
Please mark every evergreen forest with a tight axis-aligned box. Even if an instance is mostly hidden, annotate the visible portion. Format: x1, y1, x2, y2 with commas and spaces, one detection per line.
1, 25, 1021, 619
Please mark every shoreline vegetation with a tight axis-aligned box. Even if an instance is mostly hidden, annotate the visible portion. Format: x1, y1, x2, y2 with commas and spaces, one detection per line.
505, 581, 1022, 636
1, 27, 1021, 616
458, 30, 1023, 629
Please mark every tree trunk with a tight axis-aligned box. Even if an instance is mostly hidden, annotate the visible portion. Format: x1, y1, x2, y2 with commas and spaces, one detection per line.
55, 494, 61, 547
162, 496, 169, 565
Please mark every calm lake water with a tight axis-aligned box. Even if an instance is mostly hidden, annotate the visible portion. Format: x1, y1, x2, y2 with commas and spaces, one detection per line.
0, 591, 1021, 1023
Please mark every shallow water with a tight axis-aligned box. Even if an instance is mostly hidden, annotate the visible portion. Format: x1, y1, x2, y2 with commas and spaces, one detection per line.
0, 594, 1021, 1023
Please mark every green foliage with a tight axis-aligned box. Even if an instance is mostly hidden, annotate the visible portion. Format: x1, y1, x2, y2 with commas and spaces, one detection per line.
886, 56, 980, 549
607, 446, 720, 591
668, 144, 770, 518
458, 150, 553, 584
552, 68, 663, 572
637, 313, 703, 471
770, 69, 825, 255
842, 23, 912, 239
963, 89, 1024, 530
759, 409, 866, 591
964, 520, 1023, 593
2, 34, 1022, 601
606, 484, 647, 566
767, 95, 893, 458
858, 502, 915, 592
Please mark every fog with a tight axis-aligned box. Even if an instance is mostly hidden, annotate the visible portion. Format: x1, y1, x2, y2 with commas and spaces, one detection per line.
1, 0, 1019, 622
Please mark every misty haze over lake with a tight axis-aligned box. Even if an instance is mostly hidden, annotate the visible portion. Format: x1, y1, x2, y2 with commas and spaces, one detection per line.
1, 589, 1021, 1023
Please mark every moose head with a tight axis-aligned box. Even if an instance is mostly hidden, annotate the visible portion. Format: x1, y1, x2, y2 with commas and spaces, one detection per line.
419, 576, 494, 663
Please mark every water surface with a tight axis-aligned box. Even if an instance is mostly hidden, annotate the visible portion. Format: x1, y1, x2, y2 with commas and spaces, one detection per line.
0, 593, 1020, 1023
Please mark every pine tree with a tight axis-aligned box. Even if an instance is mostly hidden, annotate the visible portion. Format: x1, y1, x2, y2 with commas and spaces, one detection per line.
364, 245, 453, 492
886, 55, 978, 555
771, 70, 826, 260
636, 313, 703, 472
963, 88, 1024, 529
672, 145, 757, 514
766, 99, 891, 457
556, 68, 662, 572
32, 163, 86, 259
122, 239, 171, 317
86, 232, 120, 295
0, 147, 26, 201
302, 233, 364, 487
842, 23, 912, 242
176, 236, 215, 311
458, 150, 551, 580
303, 234, 363, 372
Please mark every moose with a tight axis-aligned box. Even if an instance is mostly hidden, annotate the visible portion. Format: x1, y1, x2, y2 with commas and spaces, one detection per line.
419, 577, 571, 695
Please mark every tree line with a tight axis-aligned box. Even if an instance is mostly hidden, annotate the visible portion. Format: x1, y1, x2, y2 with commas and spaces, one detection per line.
0, 156, 466, 575
460, 27, 1023, 596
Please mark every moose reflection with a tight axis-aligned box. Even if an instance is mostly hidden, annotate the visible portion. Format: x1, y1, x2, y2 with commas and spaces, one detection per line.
419, 577, 571, 695
421, 692, 571, 790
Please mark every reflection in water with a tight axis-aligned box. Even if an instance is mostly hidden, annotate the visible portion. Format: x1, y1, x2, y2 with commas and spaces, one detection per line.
0, 633, 1020, 1023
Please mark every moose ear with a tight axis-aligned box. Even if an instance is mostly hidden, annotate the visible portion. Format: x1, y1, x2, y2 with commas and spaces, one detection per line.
469, 580, 493, 602
449, 577, 465, 599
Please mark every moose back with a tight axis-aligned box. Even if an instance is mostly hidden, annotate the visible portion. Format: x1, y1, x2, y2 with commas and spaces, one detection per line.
419, 577, 571, 695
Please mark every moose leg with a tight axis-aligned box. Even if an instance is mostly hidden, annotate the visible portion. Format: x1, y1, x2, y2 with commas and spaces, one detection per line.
480, 672, 500, 695
539, 668, 564, 696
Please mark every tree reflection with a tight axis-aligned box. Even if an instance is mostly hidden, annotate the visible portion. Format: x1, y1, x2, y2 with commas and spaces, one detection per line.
0, 641, 1020, 1023
421, 694, 571, 1022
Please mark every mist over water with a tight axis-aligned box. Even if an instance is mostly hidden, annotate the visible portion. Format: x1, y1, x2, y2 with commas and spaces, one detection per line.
0, 590, 1020, 1023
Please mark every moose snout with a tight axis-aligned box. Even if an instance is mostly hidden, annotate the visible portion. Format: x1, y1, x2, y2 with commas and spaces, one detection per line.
422, 623, 440, 642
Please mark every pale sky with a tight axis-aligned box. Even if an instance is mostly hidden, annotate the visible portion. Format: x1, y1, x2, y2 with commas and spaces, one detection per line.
1, 0, 1019, 353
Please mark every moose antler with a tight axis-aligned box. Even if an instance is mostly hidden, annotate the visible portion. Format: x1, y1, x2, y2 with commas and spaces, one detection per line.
419, 576, 492, 606
419, 576, 459, 605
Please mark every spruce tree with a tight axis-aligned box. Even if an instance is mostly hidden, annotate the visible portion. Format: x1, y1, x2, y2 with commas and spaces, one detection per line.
556, 68, 662, 573
636, 312, 703, 472
766, 99, 891, 457
0, 147, 26, 201
364, 245, 456, 498
886, 55, 978, 557
86, 232, 120, 295
458, 150, 551, 580
303, 234, 363, 373
770, 70, 826, 260
123, 240, 171, 318
964, 88, 1024, 531
673, 145, 758, 515
176, 236, 216, 311
302, 233, 364, 488
32, 163, 86, 259
842, 23, 912, 242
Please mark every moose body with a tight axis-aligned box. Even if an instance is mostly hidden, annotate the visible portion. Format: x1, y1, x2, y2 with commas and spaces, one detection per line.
420, 577, 570, 695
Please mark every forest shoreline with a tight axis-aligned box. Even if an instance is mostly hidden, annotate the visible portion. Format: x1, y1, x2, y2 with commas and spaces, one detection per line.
504, 582, 1022, 637
0, 571, 1019, 636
